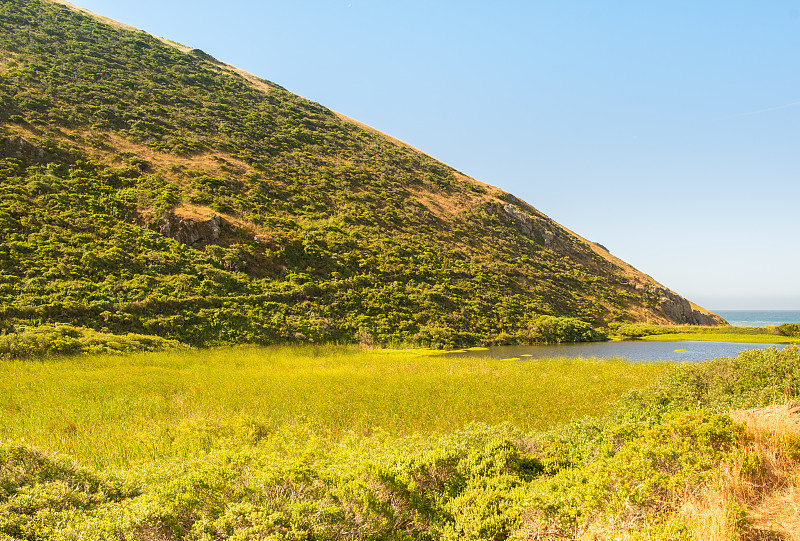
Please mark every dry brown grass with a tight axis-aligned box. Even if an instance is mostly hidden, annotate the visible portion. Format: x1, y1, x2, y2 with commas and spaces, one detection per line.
682, 401, 800, 541
49, 0, 193, 53
1, 123, 47, 144
171, 203, 219, 223
332, 111, 424, 154
409, 187, 481, 220
97, 131, 253, 177
170, 202, 275, 243
1, 122, 255, 186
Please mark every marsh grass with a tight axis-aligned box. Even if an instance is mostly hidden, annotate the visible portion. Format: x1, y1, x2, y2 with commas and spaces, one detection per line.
614, 323, 800, 345
0, 344, 668, 469
640, 332, 800, 344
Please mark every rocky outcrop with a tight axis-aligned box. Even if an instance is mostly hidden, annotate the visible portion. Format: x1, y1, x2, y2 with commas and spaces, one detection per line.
1, 136, 50, 161
494, 200, 726, 326
160, 211, 232, 246
189, 48, 221, 64
626, 280, 725, 325
654, 287, 726, 326
494, 203, 555, 247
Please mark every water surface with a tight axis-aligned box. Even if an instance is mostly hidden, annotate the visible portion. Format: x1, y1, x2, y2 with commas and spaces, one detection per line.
446, 340, 790, 363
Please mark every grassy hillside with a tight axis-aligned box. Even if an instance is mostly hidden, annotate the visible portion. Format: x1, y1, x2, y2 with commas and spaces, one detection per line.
0, 0, 723, 350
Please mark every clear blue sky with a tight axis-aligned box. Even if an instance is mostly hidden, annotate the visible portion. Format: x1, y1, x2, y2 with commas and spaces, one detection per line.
68, 0, 800, 310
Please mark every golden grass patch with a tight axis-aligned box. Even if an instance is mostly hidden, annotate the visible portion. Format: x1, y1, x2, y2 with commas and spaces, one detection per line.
683, 401, 800, 540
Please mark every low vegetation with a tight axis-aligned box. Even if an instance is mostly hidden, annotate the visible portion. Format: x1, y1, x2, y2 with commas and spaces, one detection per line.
2, 345, 799, 539
0, 345, 665, 468
0, 323, 186, 358
610, 322, 800, 344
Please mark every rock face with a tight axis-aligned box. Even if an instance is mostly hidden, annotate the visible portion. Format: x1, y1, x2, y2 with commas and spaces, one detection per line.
655, 288, 724, 325
496, 200, 726, 326
494, 202, 555, 247
0, 136, 49, 161
161, 212, 225, 246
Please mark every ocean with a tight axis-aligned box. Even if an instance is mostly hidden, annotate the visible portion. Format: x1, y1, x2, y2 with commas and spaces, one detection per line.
713, 310, 800, 327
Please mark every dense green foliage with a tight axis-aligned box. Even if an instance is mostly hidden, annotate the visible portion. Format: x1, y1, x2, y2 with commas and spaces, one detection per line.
609, 322, 680, 338
2, 346, 798, 539
2, 2, 787, 538
533, 315, 607, 343
0, 0, 689, 348
777, 322, 800, 337
0, 323, 185, 358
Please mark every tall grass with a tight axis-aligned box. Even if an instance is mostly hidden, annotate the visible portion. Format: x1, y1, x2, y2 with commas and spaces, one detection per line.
0, 344, 668, 468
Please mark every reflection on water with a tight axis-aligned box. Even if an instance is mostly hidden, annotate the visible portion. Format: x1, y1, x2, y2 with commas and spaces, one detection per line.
444, 341, 791, 363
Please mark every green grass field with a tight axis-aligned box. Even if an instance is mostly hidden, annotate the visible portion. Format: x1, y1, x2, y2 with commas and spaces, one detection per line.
0, 344, 669, 469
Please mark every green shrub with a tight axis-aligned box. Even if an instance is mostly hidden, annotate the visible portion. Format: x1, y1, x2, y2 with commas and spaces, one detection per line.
608, 322, 677, 338
777, 322, 800, 337
0, 324, 186, 359
619, 346, 800, 414
0, 442, 139, 540
0, 346, 797, 539
533, 315, 607, 343
525, 411, 747, 536
525, 346, 800, 478
0, 0, 699, 351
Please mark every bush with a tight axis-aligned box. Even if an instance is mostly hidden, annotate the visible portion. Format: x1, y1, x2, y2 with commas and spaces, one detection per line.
533, 315, 607, 343
0, 442, 139, 539
1, 347, 798, 539
620, 346, 800, 414
777, 322, 800, 337
0, 324, 187, 359
608, 322, 676, 338
524, 411, 746, 537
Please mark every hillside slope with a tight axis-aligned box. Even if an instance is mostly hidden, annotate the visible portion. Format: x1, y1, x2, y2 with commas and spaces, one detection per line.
0, 0, 724, 349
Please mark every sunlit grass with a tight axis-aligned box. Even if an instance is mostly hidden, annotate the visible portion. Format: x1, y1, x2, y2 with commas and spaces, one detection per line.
0, 344, 669, 468
640, 333, 800, 344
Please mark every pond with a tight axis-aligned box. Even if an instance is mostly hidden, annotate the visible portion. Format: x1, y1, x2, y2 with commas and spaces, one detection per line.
444, 340, 792, 363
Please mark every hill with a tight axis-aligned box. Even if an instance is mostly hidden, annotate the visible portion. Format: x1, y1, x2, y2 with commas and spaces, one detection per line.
0, 0, 724, 350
